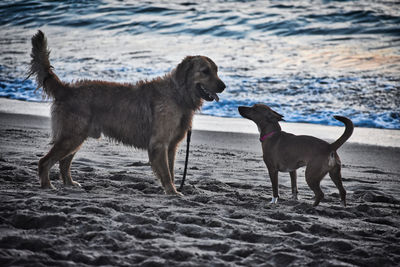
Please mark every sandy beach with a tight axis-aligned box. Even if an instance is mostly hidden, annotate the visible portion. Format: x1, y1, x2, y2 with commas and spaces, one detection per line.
0, 99, 399, 266
1, 0, 399, 265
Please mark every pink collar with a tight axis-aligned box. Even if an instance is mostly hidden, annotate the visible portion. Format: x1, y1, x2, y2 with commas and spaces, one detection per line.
260, 131, 276, 142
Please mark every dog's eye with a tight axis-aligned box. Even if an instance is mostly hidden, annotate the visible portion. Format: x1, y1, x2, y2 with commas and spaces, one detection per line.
201, 68, 210, 75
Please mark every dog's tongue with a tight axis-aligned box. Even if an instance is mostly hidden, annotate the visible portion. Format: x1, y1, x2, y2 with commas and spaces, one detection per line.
211, 92, 219, 102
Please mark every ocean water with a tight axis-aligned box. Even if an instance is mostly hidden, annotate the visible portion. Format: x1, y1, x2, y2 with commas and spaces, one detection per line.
0, 0, 399, 129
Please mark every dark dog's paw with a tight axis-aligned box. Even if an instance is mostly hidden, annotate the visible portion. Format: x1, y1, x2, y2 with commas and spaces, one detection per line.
269, 197, 278, 204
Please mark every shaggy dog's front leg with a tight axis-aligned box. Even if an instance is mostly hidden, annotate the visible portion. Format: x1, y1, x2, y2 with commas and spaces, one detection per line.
167, 142, 180, 184
149, 141, 182, 196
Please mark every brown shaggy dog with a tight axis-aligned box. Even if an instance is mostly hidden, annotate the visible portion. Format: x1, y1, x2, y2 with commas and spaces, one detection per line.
28, 30, 226, 195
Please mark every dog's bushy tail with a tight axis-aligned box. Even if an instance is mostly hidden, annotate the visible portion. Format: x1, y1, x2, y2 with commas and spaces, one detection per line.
27, 30, 65, 99
329, 116, 354, 151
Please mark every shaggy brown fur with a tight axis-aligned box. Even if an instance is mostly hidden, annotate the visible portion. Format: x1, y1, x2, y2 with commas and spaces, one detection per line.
28, 30, 226, 195
238, 104, 353, 206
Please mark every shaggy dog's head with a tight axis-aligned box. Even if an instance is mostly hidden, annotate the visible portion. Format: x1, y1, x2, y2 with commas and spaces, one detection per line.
173, 56, 226, 107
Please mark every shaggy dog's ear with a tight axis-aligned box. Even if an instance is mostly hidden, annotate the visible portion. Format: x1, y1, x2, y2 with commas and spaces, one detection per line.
174, 56, 194, 88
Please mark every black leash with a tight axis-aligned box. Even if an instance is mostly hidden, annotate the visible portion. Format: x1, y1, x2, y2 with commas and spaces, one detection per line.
179, 128, 192, 191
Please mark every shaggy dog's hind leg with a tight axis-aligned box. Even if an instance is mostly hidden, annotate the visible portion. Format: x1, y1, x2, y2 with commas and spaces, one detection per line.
59, 152, 81, 187
39, 137, 84, 189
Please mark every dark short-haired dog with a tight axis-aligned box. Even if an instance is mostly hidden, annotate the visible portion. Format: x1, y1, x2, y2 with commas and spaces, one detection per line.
238, 104, 353, 206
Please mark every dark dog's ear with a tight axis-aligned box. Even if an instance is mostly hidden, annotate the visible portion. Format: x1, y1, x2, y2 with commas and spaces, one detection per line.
266, 109, 285, 122
273, 110, 285, 121
174, 56, 194, 88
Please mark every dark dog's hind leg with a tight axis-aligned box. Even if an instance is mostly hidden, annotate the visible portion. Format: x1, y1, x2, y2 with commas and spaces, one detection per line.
329, 164, 346, 207
305, 177, 325, 207
305, 162, 328, 207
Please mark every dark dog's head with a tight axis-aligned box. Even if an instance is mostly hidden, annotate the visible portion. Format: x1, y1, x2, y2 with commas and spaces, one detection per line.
173, 56, 226, 106
238, 104, 284, 125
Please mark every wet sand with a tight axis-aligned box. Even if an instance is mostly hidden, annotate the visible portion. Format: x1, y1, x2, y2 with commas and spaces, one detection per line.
0, 110, 399, 266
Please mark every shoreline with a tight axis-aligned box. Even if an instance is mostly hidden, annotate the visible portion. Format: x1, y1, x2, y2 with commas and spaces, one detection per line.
1, 98, 399, 148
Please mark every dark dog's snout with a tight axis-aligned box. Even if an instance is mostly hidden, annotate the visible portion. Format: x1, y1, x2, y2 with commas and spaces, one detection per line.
238, 106, 248, 116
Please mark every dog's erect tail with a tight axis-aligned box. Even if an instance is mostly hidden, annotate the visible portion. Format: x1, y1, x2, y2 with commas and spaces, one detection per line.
27, 30, 65, 99
329, 116, 354, 151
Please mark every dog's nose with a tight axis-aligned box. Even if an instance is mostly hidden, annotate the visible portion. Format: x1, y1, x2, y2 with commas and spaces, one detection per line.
218, 80, 226, 92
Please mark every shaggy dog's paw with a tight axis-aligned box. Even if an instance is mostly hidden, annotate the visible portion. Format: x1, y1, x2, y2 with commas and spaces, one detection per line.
70, 181, 81, 187
165, 188, 184, 197
64, 180, 81, 187
175, 191, 184, 197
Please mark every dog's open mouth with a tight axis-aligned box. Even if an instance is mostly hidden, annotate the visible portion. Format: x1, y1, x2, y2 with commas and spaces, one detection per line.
197, 84, 219, 102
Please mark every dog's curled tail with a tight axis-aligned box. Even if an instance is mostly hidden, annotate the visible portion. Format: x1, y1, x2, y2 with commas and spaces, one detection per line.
329, 116, 354, 151
27, 30, 65, 99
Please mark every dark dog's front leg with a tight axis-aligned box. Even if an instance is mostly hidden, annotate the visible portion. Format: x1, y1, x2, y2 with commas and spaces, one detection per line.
290, 171, 298, 200
268, 169, 279, 204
